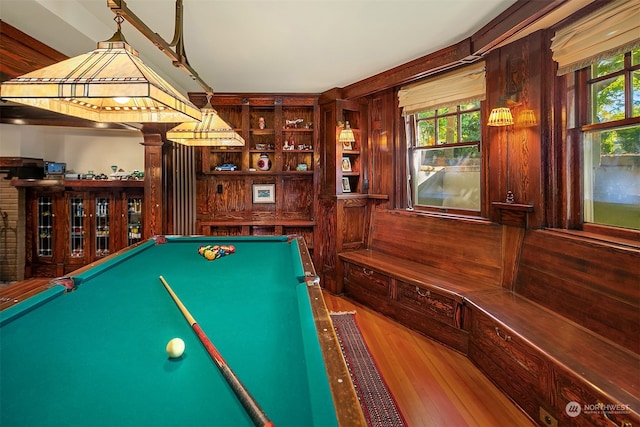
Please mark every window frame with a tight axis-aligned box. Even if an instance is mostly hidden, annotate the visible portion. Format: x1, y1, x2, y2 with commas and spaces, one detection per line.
406, 102, 483, 216
573, 49, 640, 240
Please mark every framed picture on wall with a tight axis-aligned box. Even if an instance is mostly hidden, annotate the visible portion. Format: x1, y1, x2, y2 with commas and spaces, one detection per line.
341, 157, 352, 172
252, 184, 275, 203
341, 177, 351, 193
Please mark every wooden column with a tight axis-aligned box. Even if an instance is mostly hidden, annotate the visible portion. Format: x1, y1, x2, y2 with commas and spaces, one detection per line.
141, 134, 164, 238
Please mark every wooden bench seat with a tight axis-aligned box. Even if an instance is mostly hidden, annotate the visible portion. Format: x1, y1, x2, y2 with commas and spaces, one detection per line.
466, 289, 640, 426
340, 249, 500, 298
337, 209, 639, 425
338, 209, 503, 352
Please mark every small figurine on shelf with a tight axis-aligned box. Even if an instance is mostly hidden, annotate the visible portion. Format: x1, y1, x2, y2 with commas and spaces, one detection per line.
258, 117, 266, 129
285, 118, 304, 128
257, 153, 271, 171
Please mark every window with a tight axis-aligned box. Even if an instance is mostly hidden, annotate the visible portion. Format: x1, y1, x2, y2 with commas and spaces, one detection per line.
407, 101, 481, 211
582, 48, 640, 231
398, 63, 485, 212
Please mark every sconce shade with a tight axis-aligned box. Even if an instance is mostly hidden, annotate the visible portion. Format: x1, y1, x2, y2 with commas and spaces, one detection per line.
166, 102, 245, 146
0, 36, 202, 123
516, 109, 538, 127
487, 107, 514, 127
338, 121, 356, 143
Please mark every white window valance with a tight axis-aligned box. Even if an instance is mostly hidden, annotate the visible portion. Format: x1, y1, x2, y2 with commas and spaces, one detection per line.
551, 0, 640, 76
398, 62, 486, 116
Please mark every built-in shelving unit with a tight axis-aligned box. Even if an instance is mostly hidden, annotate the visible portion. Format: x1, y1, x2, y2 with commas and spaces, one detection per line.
314, 98, 388, 292
193, 94, 319, 249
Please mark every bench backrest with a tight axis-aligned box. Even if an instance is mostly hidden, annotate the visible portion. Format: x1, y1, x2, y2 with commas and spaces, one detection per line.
368, 209, 503, 288
514, 230, 640, 354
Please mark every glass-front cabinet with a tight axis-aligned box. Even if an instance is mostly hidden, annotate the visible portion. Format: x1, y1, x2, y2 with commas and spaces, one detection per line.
17, 181, 145, 277
95, 196, 110, 257
127, 197, 143, 246
69, 196, 86, 259
37, 196, 54, 258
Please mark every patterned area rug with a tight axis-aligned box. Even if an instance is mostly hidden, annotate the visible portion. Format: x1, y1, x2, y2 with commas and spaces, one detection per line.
330, 312, 407, 427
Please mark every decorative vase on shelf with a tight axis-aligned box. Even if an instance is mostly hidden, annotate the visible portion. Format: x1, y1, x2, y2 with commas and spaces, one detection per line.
257, 153, 271, 171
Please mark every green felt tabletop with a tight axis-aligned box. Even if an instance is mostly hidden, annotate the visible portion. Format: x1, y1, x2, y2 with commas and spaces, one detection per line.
1, 236, 337, 427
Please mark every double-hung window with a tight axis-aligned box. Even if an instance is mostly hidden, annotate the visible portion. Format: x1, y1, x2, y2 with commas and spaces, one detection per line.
406, 103, 481, 210
552, 0, 640, 233
582, 49, 640, 231
399, 63, 485, 212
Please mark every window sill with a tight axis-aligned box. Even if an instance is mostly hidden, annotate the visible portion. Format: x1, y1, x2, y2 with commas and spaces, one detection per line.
575, 224, 640, 247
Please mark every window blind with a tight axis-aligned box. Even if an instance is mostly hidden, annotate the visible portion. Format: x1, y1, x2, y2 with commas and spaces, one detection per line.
551, 0, 640, 76
398, 62, 485, 116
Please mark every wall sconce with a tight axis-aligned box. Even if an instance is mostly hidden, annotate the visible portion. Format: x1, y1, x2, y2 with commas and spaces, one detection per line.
338, 121, 356, 144
516, 109, 537, 127
487, 107, 514, 127
487, 106, 515, 203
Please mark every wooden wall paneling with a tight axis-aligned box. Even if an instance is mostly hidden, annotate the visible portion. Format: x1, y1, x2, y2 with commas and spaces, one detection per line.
485, 49, 505, 222
485, 31, 546, 228
499, 224, 525, 290
342, 41, 474, 100
367, 90, 395, 201
210, 178, 247, 221
195, 169, 210, 226
281, 177, 314, 220
367, 209, 503, 288
0, 20, 67, 82
341, 198, 368, 251
320, 104, 338, 195
315, 198, 337, 292
470, 0, 567, 55
517, 31, 545, 228
514, 229, 640, 354
542, 28, 565, 230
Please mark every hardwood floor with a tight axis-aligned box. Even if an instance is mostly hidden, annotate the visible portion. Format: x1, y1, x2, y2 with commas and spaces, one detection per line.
322, 290, 536, 427
1, 280, 535, 426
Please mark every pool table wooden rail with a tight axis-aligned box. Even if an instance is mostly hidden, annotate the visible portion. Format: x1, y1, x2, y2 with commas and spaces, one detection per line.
0, 278, 52, 311
338, 208, 640, 426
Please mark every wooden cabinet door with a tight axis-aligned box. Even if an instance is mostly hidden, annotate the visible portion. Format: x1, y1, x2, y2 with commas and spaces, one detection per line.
65, 191, 90, 270
27, 189, 64, 277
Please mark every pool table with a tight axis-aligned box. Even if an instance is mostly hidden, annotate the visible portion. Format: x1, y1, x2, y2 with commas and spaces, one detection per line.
0, 235, 365, 427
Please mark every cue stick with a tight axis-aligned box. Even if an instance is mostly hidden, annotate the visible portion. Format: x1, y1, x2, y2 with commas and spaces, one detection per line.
159, 276, 275, 427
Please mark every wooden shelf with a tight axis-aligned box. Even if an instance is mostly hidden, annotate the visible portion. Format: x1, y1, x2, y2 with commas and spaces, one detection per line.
12, 178, 144, 189
194, 94, 319, 248
200, 220, 315, 227
492, 201, 534, 228
203, 171, 314, 176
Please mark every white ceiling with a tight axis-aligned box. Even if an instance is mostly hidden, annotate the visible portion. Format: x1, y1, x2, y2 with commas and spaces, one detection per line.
1, 0, 520, 95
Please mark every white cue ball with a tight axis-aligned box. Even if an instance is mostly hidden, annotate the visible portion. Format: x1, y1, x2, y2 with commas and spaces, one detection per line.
166, 338, 185, 358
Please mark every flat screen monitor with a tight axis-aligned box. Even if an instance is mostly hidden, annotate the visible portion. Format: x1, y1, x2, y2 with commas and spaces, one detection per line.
44, 162, 66, 175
